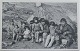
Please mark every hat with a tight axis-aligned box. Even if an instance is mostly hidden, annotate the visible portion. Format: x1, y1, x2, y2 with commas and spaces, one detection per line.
30, 20, 34, 24
24, 26, 30, 30
40, 18, 45, 22
60, 18, 67, 23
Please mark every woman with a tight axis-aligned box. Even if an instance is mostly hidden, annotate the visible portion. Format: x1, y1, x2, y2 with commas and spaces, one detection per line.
57, 18, 74, 48
45, 21, 57, 48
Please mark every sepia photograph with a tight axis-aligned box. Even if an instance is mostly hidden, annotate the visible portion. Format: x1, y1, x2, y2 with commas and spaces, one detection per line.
2, 2, 77, 49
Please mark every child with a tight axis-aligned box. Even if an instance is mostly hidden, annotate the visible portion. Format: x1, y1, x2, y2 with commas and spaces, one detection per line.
23, 26, 31, 41
33, 17, 42, 43
12, 25, 19, 44
44, 21, 56, 48
40, 18, 49, 44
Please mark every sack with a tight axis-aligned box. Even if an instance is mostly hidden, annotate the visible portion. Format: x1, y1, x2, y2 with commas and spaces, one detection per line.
55, 35, 59, 40
62, 39, 68, 45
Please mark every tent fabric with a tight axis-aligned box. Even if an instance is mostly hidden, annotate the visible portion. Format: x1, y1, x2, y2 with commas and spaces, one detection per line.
2, 3, 77, 32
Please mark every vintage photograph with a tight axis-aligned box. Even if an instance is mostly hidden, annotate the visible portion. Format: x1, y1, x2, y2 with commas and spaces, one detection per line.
2, 2, 77, 49
0, 50, 79, 51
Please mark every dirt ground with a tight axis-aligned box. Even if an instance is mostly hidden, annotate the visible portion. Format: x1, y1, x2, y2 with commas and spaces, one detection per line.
2, 32, 78, 49
2, 40, 78, 49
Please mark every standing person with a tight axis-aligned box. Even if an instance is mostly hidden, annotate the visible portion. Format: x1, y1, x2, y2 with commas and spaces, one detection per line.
12, 25, 19, 44
33, 17, 42, 43
40, 18, 49, 44
44, 21, 56, 48
7, 19, 15, 39
27, 11, 34, 24
30, 20, 35, 42
9, 19, 15, 34
56, 18, 74, 48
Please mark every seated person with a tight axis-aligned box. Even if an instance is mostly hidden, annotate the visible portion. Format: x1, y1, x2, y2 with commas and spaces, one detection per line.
40, 18, 49, 44
56, 18, 74, 48
44, 21, 57, 48
23, 26, 31, 41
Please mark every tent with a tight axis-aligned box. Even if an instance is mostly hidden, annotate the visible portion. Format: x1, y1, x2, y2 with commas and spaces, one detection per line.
2, 2, 77, 32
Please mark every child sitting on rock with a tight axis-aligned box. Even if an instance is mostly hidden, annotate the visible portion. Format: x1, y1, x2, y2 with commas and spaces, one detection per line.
23, 26, 31, 41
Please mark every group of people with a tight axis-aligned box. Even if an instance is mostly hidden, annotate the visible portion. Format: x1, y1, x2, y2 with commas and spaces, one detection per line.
10, 17, 75, 48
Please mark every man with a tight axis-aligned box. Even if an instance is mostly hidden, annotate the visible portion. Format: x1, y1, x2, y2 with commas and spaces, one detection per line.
12, 25, 19, 44
56, 18, 74, 48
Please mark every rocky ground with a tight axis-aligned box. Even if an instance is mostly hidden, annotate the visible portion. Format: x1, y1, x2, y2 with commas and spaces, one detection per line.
2, 32, 78, 49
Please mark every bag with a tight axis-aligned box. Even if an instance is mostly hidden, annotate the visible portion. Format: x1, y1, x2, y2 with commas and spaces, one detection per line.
62, 39, 68, 45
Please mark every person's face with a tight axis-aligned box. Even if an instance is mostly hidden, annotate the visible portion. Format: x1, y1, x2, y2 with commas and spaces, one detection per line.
26, 28, 28, 30
41, 22, 45, 25
34, 20, 38, 23
60, 21, 65, 26
50, 25, 54, 27
15, 26, 17, 28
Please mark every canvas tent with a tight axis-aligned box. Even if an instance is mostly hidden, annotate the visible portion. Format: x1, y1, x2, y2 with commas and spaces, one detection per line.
2, 2, 77, 32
